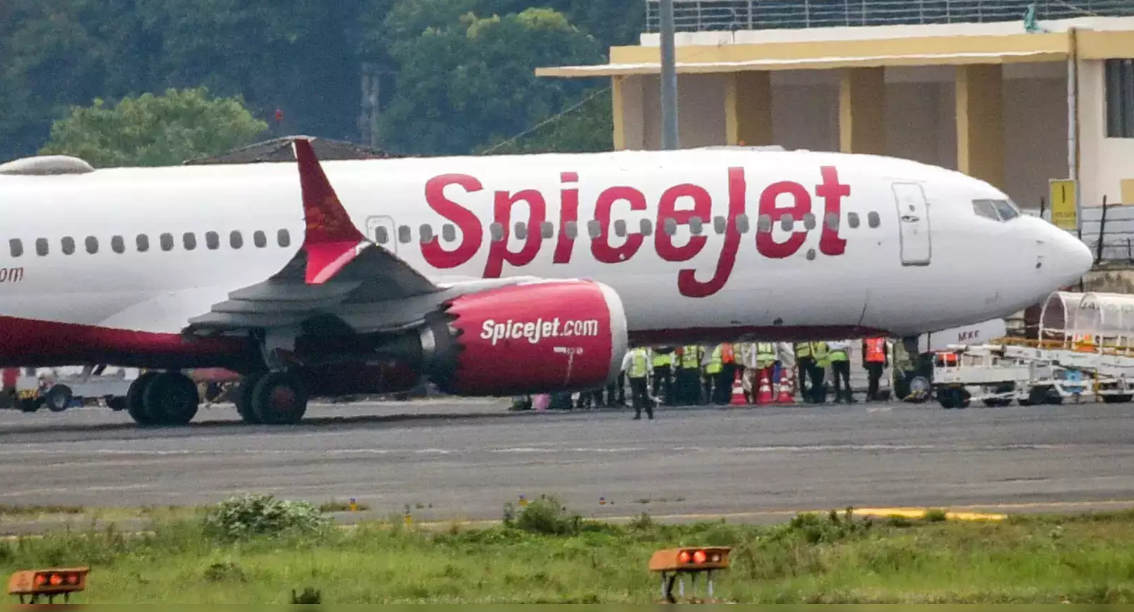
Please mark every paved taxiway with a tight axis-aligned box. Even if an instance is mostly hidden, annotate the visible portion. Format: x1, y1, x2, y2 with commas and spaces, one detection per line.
0, 399, 1133, 526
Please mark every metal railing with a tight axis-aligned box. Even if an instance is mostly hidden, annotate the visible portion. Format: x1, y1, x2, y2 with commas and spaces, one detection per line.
1059, 200, 1134, 265
644, 0, 1134, 32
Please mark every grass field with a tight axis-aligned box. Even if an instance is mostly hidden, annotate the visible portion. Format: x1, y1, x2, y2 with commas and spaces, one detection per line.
2, 497, 1134, 604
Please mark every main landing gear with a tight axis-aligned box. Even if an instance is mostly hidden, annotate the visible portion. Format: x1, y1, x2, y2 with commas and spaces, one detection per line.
232, 371, 309, 425
125, 371, 199, 426
124, 370, 309, 426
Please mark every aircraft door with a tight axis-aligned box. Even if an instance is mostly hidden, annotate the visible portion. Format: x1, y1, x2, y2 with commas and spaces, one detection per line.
366, 215, 398, 254
891, 183, 931, 266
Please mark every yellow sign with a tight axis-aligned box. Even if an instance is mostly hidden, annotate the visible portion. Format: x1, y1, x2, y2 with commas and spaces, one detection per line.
1049, 179, 1078, 230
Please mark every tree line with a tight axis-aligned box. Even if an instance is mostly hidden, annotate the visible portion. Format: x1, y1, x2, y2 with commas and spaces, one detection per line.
1, 0, 640, 166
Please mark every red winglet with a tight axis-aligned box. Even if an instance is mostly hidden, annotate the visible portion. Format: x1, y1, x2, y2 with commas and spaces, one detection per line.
294, 139, 368, 284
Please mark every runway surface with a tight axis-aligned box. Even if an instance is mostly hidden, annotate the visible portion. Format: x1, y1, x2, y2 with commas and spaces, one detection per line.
1, 399, 1133, 528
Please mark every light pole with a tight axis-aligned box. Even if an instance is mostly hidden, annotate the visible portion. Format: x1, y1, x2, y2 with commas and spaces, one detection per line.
659, 0, 679, 150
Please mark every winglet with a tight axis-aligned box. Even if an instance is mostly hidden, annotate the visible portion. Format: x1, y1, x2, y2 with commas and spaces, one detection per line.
294, 138, 368, 284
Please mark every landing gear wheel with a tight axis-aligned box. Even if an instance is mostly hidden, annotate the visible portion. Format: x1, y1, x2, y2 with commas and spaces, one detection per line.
235, 374, 263, 424
106, 396, 127, 411
250, 372, 308, 425
44, 385, 72, 413
141, 372, 199, 426
127, 372, 160, 425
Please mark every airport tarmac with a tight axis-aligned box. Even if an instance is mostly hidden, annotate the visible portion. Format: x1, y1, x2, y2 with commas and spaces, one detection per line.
0, 399, 1132, 530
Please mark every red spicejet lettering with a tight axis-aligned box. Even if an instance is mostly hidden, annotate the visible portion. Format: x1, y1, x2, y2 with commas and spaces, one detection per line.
419, 166, 851, 297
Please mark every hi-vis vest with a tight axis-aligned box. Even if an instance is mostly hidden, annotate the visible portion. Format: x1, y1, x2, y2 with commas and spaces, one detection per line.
652, 350, 672, 367
720, 343, 735, 364
795, 342, 812, 359
811, 342, 830, 366
628, 349, 649, 378
680, 345, 701, 369
706, 345, 723, 375
828, 341, 850, 362
756, 342, 776, 368
865, 338, 887, 363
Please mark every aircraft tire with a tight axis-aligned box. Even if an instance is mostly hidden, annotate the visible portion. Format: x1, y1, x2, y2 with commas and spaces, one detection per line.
235, 374, 263, 424
250, 372, 308, 425
126, 372, 160, 425
141, 372, 199, 426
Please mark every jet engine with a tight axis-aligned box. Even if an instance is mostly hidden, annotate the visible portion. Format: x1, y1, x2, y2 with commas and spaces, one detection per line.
419, 280, 628, 396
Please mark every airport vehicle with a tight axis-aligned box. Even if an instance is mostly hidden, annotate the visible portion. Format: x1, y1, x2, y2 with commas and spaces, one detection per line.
0, 366, 136, 412
892, 318, 1008, 402
0, 139, 1093, 425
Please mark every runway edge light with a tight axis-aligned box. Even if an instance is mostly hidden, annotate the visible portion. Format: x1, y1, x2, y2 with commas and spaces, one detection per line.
8, 567, 89, 604
648, 547, 730, 603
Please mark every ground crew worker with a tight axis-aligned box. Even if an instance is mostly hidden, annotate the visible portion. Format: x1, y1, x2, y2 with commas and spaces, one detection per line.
809, 341, 830, 403
755, 342, 777, 398
651, 347, 674, 405
827, 339, 853, 403
676, 344, 703, 405
717, 343, 737, 404
623, 346, 654, 419
862, 337, 889, 401
777, 341, 796, 398
738, 342, 758, 403
705, 344, 724, 404
795, 341, 814, 400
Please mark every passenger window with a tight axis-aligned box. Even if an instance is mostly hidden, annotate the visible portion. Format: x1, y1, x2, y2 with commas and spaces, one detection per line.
736, 214, 750, 234
757, 215, 772, 233
689, 217, 704, 235
136, 235, 149, 253
374, 227, 389, 244
398, 225, 411, 244
442, 224, 456, 242
161, 233, 174, 252
253, 231, 266, 248
614, 219, 627, 238
514, 222, 527, 240
62, 237, 76, 255
184, 232, 198, 251
640, 219, 653, 236
714, 216, 727, 235
587, 220, 601, 239
35, 238, 48, 256
85, 236, 99, 254
490, 222, 504, 242
972, 199, 999, 221
564, 221, 578, 239
420, 224, 434, 243
541, 221, 554, 239
664, 218, 677, 236
825, 212, 839, 230
779, 214, 794, 232
230, 231, 243, 249
9, 239, 22, 258
111, 235, 125, 254
278, 229, 291, 248
206, 232, 220, 250
803, 213, 816, 230
993, 199, 1020, 221
848, 212, 861, 228
868, 212, 881, 228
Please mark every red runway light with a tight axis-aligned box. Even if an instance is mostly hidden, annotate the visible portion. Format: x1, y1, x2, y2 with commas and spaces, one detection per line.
48, 574, 62, 586
677, 551, 691, 564
693, 550, 707, 564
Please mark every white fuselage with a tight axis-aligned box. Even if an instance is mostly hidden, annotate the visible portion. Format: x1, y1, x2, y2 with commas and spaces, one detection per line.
0, 148, 1091, 367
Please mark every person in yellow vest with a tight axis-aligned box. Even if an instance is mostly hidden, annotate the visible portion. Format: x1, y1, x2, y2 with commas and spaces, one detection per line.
794, 341, 814, 400
651, 347, 675, 406
622, 346, 654, 419
827, 339, 853, 403
809, 341, 830, 404
704, 344, 724, 404
862, 337, 889, 401
754, 342, 777, 399
675, 344, 703, 406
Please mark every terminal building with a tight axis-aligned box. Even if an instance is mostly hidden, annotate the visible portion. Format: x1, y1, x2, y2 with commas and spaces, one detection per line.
537, 0, 1134, 219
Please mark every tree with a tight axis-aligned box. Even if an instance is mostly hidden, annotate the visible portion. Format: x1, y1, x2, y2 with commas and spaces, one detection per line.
40, 88, 268, 167
477, 87, 613, 155
378, 7, 606, 155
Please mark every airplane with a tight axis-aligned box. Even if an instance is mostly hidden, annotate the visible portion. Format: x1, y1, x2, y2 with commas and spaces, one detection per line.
0, 138, 1092, 426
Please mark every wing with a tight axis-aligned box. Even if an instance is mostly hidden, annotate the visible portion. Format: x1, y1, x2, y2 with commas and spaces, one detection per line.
183, 138, 525, 339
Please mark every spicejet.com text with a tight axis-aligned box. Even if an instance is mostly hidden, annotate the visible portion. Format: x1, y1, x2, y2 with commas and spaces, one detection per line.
480, 318, 600, 345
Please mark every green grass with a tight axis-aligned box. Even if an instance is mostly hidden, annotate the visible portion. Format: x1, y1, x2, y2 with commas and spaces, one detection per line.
4, 504, 1134, 603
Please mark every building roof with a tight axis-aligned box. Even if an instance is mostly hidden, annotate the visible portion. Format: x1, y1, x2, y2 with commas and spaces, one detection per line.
183, 136, 403, 165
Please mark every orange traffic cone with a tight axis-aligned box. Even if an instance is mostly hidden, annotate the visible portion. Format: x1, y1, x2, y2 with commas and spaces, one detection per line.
756, 369, 774, 405
776, 367, 796, 404
730, 370, 746, 406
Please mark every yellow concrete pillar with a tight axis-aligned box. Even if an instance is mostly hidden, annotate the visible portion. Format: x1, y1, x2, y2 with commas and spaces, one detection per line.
724, 72, 773, 146
955, 64, 1004, 189
839, 67, 886, 155
611, 75, 626, 151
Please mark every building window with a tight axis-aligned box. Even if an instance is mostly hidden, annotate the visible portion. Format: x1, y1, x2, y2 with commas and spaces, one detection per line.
1106, 59, 1134, 138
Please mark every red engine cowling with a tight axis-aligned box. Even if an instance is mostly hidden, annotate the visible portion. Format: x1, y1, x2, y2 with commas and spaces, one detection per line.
422, 280, 628, 396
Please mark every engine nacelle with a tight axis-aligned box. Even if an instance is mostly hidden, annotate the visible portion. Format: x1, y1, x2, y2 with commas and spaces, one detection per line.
421, 280, 628, 396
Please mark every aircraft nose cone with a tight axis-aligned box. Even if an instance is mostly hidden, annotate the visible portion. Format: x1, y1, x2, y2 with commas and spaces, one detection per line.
1050, 226, 1094, 285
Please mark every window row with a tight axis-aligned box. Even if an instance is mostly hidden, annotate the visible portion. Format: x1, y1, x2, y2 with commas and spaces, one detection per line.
8, 229, 292, 258
375, 211, 883, 245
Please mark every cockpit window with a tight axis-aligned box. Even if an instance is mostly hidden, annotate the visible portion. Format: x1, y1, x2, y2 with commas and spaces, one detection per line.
973, 198, 1020, 222
972, 199, 999, 221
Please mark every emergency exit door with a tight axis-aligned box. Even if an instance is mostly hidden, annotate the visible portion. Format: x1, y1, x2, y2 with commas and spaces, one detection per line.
366, 215, 398, 254
891, 183, 931, 266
